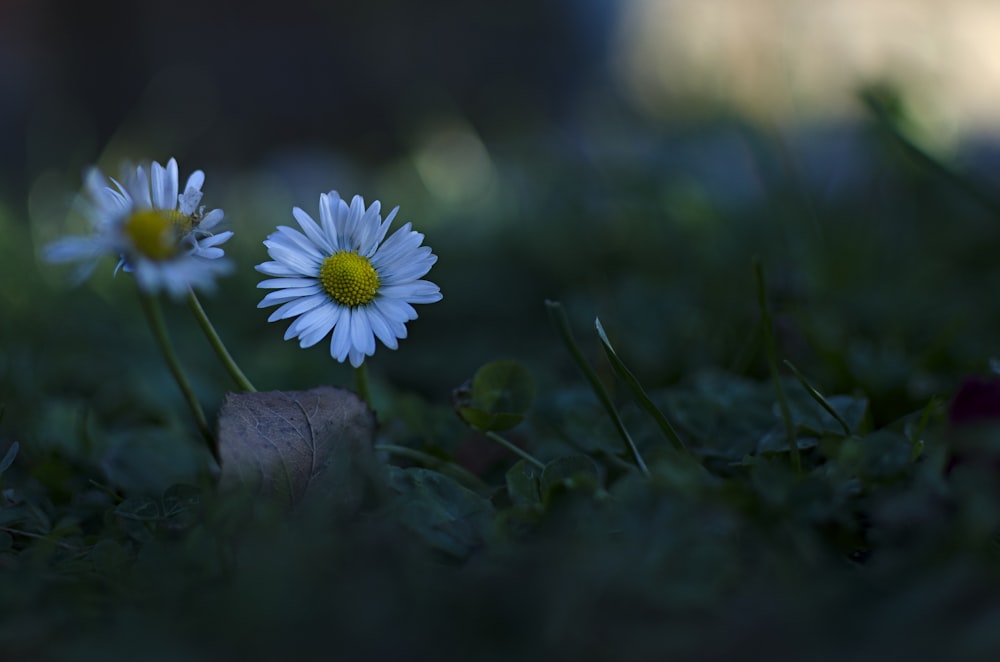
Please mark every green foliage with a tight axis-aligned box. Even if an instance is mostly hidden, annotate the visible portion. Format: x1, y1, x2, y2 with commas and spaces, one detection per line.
0, 441, 18, 475
8, 95, 1000, 658
455, 360, 536, 432
388, 466, 494, 558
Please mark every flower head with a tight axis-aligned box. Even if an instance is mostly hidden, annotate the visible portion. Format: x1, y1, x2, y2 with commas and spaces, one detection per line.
256, 192, 442, 367
44, 158, 233, 299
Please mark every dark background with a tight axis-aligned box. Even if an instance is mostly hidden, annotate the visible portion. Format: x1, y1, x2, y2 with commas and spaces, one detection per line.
1, 0, 617, 197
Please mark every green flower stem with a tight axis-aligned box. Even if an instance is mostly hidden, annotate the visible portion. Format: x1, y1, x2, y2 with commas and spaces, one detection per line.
354, 363, 372, 408
483, 431, 545, 470
375, 443, 491, 493
138, 292, 219, 464
753, 257, 800, 473
186, 289, 256, 392
545, 300, 650, 477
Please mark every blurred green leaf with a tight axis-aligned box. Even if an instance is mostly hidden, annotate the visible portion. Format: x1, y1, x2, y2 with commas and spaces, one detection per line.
118, 518, 154, 545
787, 393, 869, 437
115, 496, 160, 544
757, 392, 868, 454
115, 497, 161, 521
645, 447, 719, 498
756, 430, 820, 454
540, 455, 600, 498
0, 441, 19, 475
456, 360, 536, 432
161, 484, 202, 532
506, 459, 543, 507
858, 430, 914, 479
660, 372, 778, 460
100, 428, 206, 496
538, 386, 623, 456
389, 466, 494, 558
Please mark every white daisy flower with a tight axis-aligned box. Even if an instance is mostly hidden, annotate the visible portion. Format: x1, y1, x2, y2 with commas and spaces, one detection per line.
44, 157, 233, 299
256, 191, 442, 367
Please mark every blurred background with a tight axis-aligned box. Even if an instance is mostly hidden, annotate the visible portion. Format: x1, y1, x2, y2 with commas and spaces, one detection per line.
4, 0, 1000, 476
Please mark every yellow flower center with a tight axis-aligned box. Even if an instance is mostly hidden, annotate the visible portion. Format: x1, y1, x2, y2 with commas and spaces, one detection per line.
123, 209, 190, 261
319, 250, 381, 307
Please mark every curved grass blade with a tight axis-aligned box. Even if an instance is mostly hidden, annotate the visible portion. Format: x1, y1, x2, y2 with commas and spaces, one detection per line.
783, 360, 852, 436
545, 300, 649, 476
595, 317, 687, 452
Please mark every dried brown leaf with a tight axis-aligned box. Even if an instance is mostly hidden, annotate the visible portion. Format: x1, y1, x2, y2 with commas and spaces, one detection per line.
217, 386, 376, 507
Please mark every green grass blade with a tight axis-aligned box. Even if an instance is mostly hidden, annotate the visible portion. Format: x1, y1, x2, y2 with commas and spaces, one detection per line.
783, 360, 852, 436
546, 301, 649, 476
594, 317, 687, 452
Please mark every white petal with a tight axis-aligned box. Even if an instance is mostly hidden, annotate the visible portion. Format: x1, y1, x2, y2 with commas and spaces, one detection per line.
350, 306, 376, 357
343, 195, 366, 249
258, 285, 324, 307
198, 231, 233, 248
126, 165, 152, 208
371, 224, 424, 268
329, 312, 352, 362
377, 250, 437, 284
255, 261, 302, 277
164, 158, 179, 209
109, 174, 129, 197
371, 298, 409, 338
292, 206, 334, 254
264, 241, 323, 275
318, 194, 340, 252
330, 191, 351, 238
370, 205, 398, 252
266, 292, 328, 321
284, 301, 328, 338
374, 296, 418, 322
294, 305, 341, 347
151, 159, 179, 211
44, 236, 107, 263
151, 161, 167, 208
257, 277, 317, 290
185, 170, 205, 192
275, 224, 326, 261
195, 246, 224, 259
84, 167, 109, 201
366, 307, 399, 350
380, 280, 442, 304
198, 208, 223, 230
179, 188, 204, 216
355, 199, 381, 255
